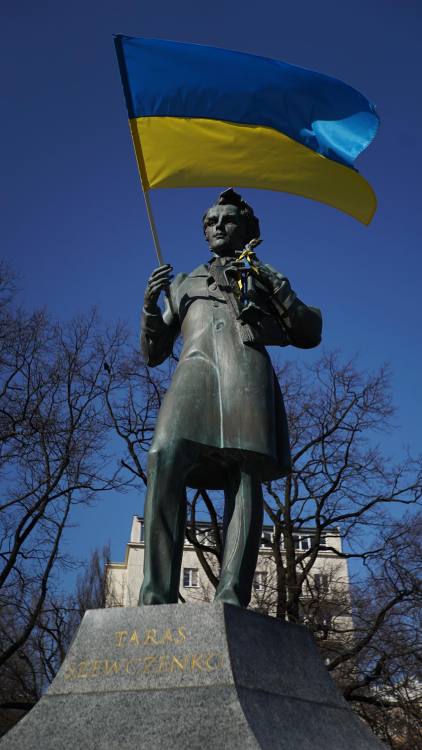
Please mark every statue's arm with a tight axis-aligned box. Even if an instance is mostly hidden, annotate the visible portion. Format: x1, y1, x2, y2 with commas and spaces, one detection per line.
260, 262, 322, 349
140, 266, 184, 367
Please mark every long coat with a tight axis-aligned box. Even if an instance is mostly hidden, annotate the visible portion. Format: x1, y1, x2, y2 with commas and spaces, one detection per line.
141, 258, 322, 489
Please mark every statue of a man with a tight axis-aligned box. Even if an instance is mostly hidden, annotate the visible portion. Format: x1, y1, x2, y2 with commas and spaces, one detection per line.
139, 189, 322, 607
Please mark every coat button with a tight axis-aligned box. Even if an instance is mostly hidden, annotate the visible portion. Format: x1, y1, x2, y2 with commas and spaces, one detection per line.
216, 321, 225, 330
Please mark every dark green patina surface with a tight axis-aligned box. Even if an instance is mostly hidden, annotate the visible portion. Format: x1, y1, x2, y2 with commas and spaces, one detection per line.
139, 190, 322, 607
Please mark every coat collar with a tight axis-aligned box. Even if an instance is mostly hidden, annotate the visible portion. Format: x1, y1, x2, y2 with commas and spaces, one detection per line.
188, 262, 211, 278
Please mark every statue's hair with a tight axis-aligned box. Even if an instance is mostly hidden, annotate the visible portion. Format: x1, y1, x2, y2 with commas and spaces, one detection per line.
202, 188, 260, 243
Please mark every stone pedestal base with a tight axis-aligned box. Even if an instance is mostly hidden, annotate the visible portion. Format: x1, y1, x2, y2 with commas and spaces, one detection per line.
0, 603, 384, 749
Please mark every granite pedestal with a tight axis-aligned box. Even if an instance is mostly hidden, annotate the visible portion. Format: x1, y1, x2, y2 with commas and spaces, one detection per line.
0, 603, 384, 749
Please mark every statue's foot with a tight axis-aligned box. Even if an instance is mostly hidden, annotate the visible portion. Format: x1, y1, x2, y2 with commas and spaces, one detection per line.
138, 588, 177, 605
214, 589, 243, 607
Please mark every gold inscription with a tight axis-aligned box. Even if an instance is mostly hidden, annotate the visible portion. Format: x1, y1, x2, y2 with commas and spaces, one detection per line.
191, 654, 203, 671
171, 655, 188, 672
64, 662, 77, 680
63, 652, 224, 681
159, 655, 171, 673
114, 626, 188, 647
205, 653, 223, 671
143, 656, 157, 672
78, 661, 90, 678
115, 630, 128, 647
130, 630, 139, 645
91, 660, 102, 677
162, 628, 173, 644
175, 627, 187, 644
125, 659, 138, 675
144, 629, 159, 646
63, 623, 220, 682
105, 660, 120, 676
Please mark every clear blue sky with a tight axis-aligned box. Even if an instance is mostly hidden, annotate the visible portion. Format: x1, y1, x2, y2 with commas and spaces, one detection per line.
2, 0, 421, 578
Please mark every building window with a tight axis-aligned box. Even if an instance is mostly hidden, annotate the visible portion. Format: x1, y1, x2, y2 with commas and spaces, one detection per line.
293, 534, 311, 551
253, 571, 267, 591
261, 531, 272, 547
301, 536, 311, 550
183, 568, 199, 588
290, 533, 331, 551
314, 574, 329, 593
196, 527, 216, 547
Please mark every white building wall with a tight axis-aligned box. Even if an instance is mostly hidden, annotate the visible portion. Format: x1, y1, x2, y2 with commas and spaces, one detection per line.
106, 516, 352, 629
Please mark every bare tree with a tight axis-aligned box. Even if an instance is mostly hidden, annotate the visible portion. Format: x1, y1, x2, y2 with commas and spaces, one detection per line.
0, 267, 127, 676
0, 544, 112, 736
339, 516, 422, 749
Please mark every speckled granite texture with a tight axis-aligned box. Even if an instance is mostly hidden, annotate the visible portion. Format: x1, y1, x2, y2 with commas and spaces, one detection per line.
0, 603, 385, 749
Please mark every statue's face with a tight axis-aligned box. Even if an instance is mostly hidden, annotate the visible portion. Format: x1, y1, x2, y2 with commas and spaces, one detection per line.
204, 205, 246, 256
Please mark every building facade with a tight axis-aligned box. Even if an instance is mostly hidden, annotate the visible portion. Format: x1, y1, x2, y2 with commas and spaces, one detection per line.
106, 517, 352, 635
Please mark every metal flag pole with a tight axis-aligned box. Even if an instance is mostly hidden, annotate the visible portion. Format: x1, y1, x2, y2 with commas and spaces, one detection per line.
142, 186, 165, 266
114, 37, 173, 308
129, 122, 175, 313
129, 121, 165, 266
142, 186, 175, 315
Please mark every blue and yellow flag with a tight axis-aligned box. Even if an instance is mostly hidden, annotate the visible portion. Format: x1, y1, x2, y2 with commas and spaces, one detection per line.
114, 36, 379, 224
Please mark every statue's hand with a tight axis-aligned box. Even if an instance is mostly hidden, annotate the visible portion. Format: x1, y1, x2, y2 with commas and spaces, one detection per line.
255, 262, 290, 296
144, 264, 173, 312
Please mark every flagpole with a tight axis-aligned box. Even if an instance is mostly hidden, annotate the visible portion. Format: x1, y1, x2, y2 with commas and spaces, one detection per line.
128, 121, 164, 265
128, 121, 175, 313
141, 184, 175, 315
142, 186, 165, 267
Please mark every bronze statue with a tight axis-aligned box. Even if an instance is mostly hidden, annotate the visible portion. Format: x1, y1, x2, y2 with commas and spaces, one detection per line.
139, 189, 322, 607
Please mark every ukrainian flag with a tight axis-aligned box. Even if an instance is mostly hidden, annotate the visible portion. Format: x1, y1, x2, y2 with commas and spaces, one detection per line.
114, 36, 379, 225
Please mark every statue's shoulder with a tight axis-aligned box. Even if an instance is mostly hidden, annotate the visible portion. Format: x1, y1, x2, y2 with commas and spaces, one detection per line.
174, 263, 209, 292
187, 262, 209, 278
170, 264, 209, 309
172, 263, 208, 287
